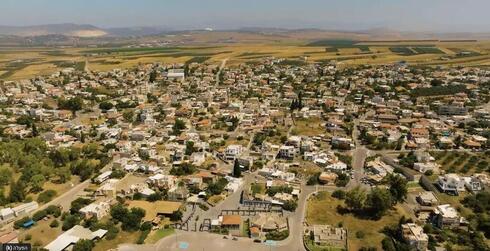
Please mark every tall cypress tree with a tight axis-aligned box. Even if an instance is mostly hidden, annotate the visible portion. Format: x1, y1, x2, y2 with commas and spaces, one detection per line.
233, 159, 241, 178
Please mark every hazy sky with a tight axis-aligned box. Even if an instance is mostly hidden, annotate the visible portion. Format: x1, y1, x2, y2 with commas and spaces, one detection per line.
1, 0, 490, 32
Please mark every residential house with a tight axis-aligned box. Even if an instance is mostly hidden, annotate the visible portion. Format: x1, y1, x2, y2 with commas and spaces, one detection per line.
250, 213, 288, 233
278, 145, 295, 159
45, 225, 107, 251
416, 191, 439, 206
80, 201, 112, 219
437, 174, 465, 194
225, 145, 243, 161
309, 225, 347, 248
401, 223, 429, 251
462, 176, 482, 192
433, 204, 461, 229
220, 215, 242, 236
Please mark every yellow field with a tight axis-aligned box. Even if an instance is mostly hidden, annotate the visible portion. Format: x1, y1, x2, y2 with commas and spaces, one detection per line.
127, 200, 182, 221
1, 40, 490, 80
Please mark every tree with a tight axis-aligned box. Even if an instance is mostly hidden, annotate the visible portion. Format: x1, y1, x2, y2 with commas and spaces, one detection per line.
72, 239, 94, 251
70, 198, 92, 214
58, 97, 83, 115
123, 110, 134, 123
30, 174, 46, 192
366, 188, 393, 218
185, 141, 196, 156
56, 166, 72, 183
345, 186, 366, 211
149, 70, 158, 83
31, 123, 39, 137
232, 159, 241, 178
9, 181, 26, 203
207, 178, 229, 195
282, 200, 298, 211
62, 214, 80, 231
99, 101, 113, 111
0, 166, 13, 186
37, 190, 57, 203
170, 210, 183, 222
110, 204, 129, 223
121, 207, 146, 231
169, 163, 197, 176
332, 190, 346, 200
50, 219, 59, 228
298, 91, 303, 109
172, 118, 186, 135
382, 237, 396, 251
387, 174, 408, 203
335, 172, 350, 187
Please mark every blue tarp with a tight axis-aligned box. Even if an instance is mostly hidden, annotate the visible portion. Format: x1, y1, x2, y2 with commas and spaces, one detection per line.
22, 220, 35, 228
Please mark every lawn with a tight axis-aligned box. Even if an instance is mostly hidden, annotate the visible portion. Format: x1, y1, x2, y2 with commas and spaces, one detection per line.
306, 191, 408, 251
145, 227, 175, 244
127, 200, 182, 221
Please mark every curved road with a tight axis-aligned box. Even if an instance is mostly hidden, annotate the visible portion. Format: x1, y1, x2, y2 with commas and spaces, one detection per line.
119, 184, 337, 251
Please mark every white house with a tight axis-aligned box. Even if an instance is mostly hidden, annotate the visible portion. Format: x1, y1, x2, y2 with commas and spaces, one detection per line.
12, 202, 38, 217
437, 174, 465, 194
462, 176, 482, 192
45, 225, 107, 251
225, 145, 243, 161
0, 208, 15, 222
433, 204, 461, 228
80, 201, 111, 219
326, 161, 348, 171
278, 145, 296, 159
147, 174, 177, 190
95, 171, 112, 183
413, 162, 438, 173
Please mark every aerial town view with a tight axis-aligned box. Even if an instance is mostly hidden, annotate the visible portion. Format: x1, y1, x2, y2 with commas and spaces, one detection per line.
0, 1, 490, 251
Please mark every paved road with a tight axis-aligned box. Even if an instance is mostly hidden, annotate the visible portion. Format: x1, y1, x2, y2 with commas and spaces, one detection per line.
37, 160, 112, 213
119, 183, 338, 251
121, 231, 273, 251
348, 116, 369, 190
38, 180, 91, 212
215, 58, 228, 86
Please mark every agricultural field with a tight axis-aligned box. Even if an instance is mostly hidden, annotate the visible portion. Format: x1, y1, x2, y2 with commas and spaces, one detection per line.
1, 39, 490, 80
431, 151, 490, 175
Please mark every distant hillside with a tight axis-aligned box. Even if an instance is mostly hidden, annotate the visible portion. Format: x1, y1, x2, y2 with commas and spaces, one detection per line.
0, 24, 490, 47
0, 23, 107, 37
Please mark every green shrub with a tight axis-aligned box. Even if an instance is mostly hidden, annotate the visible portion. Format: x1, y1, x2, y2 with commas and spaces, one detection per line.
14, 217, 31, 229
136, 230, 150, 244
356, 230, 365, 239
332, 190, 346, 199
32, 210, 47, 221
37, 190, 57, 203
50, 219, 59, 228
